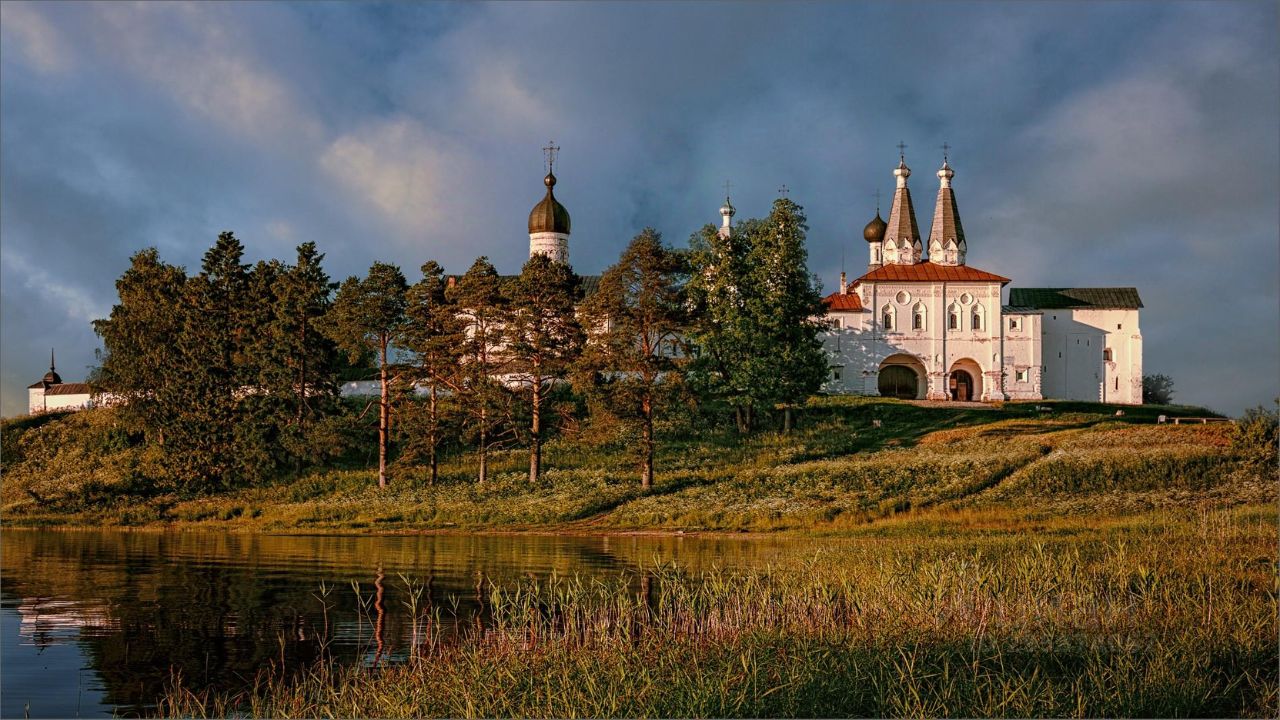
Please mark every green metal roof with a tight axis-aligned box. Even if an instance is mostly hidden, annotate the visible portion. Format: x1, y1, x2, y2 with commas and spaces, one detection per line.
1008, 287, 1143, 310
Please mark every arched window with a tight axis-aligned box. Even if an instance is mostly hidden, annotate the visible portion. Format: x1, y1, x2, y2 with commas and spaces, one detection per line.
912, 302, 926, 331
948, 304, 960, 331
1103, 348, 1113, 361
971, 303, 985, 331
881, 304, 894, 331
944, 240, 957, 265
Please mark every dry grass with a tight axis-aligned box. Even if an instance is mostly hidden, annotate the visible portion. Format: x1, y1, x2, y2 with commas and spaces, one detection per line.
160, 505, 1278, 718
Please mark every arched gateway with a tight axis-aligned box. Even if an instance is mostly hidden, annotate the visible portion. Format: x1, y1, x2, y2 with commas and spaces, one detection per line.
878, 354, 926, 399
948, 358, 984, 402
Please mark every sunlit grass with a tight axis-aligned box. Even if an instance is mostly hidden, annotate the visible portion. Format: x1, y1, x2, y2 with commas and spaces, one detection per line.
2, 397, 1267, 533
160, 505, 1278, 718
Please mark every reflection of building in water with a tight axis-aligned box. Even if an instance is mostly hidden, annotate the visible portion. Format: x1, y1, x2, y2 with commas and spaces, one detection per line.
17, 597, 118, 646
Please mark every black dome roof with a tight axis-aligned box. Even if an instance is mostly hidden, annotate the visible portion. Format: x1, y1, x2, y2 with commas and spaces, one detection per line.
528, 173, 571, 234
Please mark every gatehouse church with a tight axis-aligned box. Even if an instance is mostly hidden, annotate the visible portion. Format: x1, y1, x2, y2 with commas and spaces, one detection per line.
813, 151, 1142, 404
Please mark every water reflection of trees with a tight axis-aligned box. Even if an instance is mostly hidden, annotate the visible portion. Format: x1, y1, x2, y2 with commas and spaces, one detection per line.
2, 529, 811, 715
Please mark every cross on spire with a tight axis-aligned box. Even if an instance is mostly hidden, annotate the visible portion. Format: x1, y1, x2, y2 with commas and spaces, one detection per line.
778, 184, 789, 196
874, 188, 881, 213
896, 141, 907, 161
50, 347, 55, 372
940, 142, 951, 163
723, 179, 732, 198
543, 140, 560, 173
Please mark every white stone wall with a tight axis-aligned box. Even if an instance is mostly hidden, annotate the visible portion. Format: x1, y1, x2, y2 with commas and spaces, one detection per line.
529, 232, 569, 265
28, 389, 94, 414
1000, 312, 1043, 400
1040, 308, 1142, 404
821, 280, 1042, 402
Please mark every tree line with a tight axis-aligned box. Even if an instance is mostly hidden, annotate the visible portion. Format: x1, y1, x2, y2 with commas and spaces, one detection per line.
92, 198, 828, 492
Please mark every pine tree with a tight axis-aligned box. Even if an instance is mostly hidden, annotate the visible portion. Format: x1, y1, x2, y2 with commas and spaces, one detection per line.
402, 260, 465, 485
577, 229, 687, 489
449, 257, 509, 485
324, 263, 408, 489
505, 254, 584, 483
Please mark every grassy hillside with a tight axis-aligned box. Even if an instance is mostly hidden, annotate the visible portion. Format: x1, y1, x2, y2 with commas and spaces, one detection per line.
1, 397, 1270, 532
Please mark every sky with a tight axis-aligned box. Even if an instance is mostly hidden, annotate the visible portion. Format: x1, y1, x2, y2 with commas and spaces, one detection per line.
2, 1, 1277, 417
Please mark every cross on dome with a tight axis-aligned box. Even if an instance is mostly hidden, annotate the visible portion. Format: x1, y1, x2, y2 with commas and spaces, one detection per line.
543, 140, 560, 173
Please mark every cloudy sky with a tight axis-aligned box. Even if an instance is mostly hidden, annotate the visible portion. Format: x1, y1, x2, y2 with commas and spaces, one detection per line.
2, 1, 1276, 416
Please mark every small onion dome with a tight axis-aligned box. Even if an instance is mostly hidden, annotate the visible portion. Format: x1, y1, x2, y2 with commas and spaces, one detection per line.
528, 173, 571, 234
937, 159, 954, 184
719, 197, 735, 218
863, 211, 887, 243
42, 369, 62, 385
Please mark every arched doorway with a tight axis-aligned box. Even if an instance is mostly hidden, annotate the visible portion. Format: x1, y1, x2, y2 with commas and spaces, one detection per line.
878, 354, 926, 399
948, 358, 984, 402
950, 369, 974, 401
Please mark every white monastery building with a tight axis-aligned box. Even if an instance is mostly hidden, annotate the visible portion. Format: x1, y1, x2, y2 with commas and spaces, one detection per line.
813, 151, 1142, 403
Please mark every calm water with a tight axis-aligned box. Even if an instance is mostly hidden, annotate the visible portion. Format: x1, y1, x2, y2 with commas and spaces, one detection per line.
0, 529, 808, 717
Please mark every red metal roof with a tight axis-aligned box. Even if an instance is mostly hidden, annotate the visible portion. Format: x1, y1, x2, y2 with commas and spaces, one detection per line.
822, 291, 864, 311
854, 262, 1009, 284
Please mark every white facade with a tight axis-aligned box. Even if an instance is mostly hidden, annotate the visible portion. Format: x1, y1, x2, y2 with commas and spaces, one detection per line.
1039, 308, 1142, 404
821, 281, 1037, 401
27, 385, 94, 414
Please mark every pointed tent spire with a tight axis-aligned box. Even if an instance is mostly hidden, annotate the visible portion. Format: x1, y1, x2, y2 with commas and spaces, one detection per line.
42, 347, 62, 386
883, 146, 921, 264
927, 150, 966, 266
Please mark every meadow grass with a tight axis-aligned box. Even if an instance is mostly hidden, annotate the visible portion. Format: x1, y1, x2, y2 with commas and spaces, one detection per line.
159, 505, 1278, 718
1, 397, 1268, 533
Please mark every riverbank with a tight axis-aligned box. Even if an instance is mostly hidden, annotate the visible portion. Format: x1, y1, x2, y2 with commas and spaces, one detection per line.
158, 503, 1278, 718
3, 397, 1271, 534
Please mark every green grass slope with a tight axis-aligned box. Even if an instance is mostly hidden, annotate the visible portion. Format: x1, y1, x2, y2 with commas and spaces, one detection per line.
1, 397, 1270, 532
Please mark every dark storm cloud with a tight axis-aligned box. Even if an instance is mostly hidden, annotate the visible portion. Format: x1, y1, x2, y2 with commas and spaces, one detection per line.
2, 1, 1276, 416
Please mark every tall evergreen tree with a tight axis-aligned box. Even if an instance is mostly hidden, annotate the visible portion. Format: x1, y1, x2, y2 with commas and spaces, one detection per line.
171, 232, 252, 488
402, 260, 465, 485
448, 257, 509, 485
746, 198, 828, 430
324, 263, 408, 489
92, 248, 188, 455
577, 229, 687, 489
247, 243, 340, 469
506, 253, 584, 483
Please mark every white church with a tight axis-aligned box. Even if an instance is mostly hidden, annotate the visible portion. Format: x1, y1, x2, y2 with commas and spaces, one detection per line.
524, 147, 1143, 405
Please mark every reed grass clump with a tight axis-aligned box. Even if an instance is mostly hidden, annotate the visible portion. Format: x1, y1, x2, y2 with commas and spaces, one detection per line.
160, 507, 1278, 718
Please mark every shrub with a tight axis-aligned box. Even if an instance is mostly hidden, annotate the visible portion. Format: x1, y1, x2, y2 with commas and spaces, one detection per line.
1234, 401, 1279, 476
